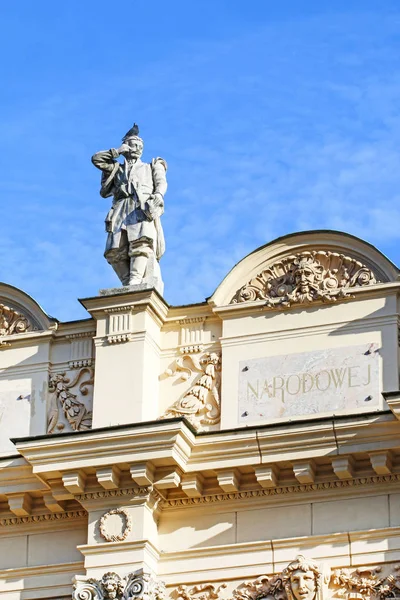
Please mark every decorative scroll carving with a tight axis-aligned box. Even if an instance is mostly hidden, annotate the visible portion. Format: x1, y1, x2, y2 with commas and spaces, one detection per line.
162, 352, 221, 430
231, 251, 377, 307
99, 508, 132, 542
48, 367, 94, 433
0, 303, 31, 336
332, 565, 400, 600
73, 570, 165, 600
175, 584, 228, 600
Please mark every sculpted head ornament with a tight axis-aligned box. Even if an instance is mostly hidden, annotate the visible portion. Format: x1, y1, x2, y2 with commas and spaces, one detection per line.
283, 556, 327, 600
101, 572, 125, 600
231, 250, 378, 308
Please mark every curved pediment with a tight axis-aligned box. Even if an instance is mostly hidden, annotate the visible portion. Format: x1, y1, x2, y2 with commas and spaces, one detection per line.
209, 231, 399, 309
0, 282, 58, 339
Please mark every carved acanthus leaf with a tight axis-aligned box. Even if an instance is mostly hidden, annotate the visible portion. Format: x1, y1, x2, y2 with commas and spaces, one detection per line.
48, 367, 94, 433
162, 352, 221, 430
0, 303, 32, 336
231, 251, 378, 307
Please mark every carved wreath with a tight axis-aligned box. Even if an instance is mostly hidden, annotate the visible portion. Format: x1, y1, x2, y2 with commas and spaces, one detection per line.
99, 508, 132, 543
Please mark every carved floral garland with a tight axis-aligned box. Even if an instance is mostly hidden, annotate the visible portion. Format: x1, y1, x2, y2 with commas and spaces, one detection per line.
231, 251, 378, 308
99, 508, 132, 543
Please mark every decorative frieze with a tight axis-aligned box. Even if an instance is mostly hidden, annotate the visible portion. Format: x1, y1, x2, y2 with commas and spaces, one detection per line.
0, 509, 87, 527
231, 251, 377, 308
47, 367, 94, 433
170, 557, 400, 600
75, 486, 151, 502
73, 570, 165, 600
162, 352, 221, 430
163, 473, 400, 508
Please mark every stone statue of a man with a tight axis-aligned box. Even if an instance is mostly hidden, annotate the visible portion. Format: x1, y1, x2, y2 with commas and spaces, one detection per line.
92, 124, 167, 294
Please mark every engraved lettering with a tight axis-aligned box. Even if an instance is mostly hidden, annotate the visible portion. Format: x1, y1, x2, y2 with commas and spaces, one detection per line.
272, 376, 285, 402
315, 370, 331, 391
286, 374, 301, 395
302, 373, 314, 393
330, 368, 347, 389
348, 365, 360, 387
247, 381, 259, 402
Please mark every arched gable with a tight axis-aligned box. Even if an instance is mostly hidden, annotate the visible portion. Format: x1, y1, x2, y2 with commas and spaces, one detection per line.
0, 282, 57, 337
208, 230, 399, 308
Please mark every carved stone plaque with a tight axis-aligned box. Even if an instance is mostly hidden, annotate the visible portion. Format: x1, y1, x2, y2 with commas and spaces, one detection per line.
238, 343, 379, 424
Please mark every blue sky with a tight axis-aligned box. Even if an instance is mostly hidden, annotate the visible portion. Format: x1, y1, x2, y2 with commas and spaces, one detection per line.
1, 1, 400, 320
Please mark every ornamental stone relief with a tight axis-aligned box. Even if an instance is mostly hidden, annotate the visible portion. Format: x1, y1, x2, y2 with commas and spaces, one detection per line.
172, 557, 400, 600
99, 507, 132, 542
73, 570, 166, 600
174, 584, 228, 600
162, 352, 221, 430
47, 367, 94, 434
0, 302, 33, 345
231, 251, 377, 308
234, 555, 330, 600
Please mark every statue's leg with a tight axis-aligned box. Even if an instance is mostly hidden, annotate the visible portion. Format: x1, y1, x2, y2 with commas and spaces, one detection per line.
104, 232, 130, 286
128, 237, 153, 285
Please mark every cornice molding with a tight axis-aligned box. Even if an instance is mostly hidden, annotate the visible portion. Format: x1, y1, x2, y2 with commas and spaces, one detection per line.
0, 560, 84, 579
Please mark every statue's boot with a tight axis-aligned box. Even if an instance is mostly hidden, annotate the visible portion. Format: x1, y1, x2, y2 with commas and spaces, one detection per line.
129, 255, 147, 285
110, 259, 130, 286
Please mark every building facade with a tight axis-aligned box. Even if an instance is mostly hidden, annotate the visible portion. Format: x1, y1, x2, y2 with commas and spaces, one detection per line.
0, 230, 400, 600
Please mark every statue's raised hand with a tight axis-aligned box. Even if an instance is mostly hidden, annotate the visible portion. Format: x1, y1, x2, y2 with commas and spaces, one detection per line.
117, 144, 131, 156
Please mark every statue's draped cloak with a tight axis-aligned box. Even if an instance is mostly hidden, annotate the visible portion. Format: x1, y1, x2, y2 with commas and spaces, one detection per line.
92, 150, 167, 260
